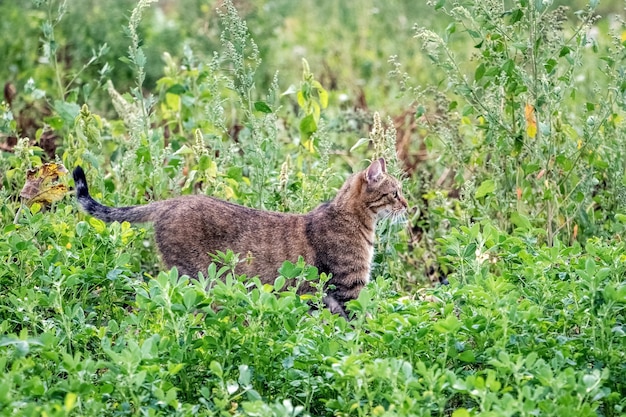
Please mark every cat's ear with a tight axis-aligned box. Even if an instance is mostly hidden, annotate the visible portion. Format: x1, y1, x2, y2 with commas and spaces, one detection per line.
366, 158, 384, 184
378, 158, 387, 173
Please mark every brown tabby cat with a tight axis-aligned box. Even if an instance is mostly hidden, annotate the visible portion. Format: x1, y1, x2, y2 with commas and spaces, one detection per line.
73, 158, 407, 317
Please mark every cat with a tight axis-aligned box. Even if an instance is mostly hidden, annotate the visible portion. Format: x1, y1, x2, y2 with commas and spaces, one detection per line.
72, 158, 408, 317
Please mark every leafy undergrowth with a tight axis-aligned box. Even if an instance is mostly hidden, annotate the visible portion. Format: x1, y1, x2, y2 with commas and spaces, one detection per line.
1, 214, 625, 416
1, 0, 626, 416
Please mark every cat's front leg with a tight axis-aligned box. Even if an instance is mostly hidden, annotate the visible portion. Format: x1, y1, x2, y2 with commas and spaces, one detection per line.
323, 294, 349, 319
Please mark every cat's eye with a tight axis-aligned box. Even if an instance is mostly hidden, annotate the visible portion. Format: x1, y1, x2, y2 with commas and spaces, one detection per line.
393, 190, 399, 199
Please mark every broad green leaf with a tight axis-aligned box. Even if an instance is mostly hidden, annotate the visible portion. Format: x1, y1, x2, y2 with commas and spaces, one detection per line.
511, 212, 532, 230
434, 314, 461, 334
475, 179, 495, 198
254, 101, 272, 113
274, 275, 286, 291
475, 63, 486, 81
458, 350, 476, 363
166, 83, 186, 95
509, 8, 523, 24
299, 114, 317, 136
238, 364, 252, 386
502, 59, 515, 76
209, 361, 223, 378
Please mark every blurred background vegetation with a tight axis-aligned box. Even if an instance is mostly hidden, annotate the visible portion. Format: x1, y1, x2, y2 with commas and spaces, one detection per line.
2, 0, 623, 113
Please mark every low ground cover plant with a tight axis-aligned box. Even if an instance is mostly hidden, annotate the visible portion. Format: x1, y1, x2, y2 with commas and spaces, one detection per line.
0, 0, 625, 416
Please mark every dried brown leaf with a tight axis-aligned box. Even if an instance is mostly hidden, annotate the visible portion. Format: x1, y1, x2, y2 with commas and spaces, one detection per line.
20, 163, 70, 205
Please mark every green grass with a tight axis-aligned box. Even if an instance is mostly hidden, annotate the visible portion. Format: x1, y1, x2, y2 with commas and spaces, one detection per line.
1, 0, 625, 416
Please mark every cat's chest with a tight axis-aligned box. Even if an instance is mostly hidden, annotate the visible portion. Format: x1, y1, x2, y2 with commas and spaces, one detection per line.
365, 243, 374, 263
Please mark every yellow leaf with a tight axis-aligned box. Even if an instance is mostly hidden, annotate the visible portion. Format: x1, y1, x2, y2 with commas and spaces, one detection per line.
372, 405, 386, 416
223, 186, 235, 200
297, 91, 306, 108
20, 163, 70, 205
64, 392, 77, 412
89, 217, 106, 233
622, 31, 626, 43
32, 184, 69, 205
302, 139, 316, 153
30, 202, 42, 215
165, 92, 181, 110
524, 103, 537, 138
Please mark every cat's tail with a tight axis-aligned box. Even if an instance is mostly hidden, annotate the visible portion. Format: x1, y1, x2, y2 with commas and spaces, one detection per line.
73, 166, 155, 223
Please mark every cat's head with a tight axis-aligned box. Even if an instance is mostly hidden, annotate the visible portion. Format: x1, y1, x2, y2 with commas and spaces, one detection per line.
362, 158, 408, 220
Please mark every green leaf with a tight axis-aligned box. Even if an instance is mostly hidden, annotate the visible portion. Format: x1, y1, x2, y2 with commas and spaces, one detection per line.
209, 361, 223, 378
475, 179, 495, 198
183, 290, 197, 310
278, 260, 299, 279
467, 29, 481, 39
475, 63, 486, 81
434, 314, 461, 334
238, 364, 252, 386
174, 145, 194, 155
274, 275, 286, 291
502, 59, 515, 76
463, 242, 477, 260
299, 114, 317, 136
511, 212, 532, 230
350, 137, 370, 152
544, 58, 557, 74
452, 407, 471, 417
166, 84, 187, 95
509, 9, 523, 24
582, 372, 600, 390
458, 350, 476, 363
254, 101, 272, 113
446, 22, 456, 37
54, 100, 81, 126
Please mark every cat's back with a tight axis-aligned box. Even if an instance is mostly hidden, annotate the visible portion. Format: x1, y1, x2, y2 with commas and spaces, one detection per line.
151, 193, 313, 279
152, 194, 302, 225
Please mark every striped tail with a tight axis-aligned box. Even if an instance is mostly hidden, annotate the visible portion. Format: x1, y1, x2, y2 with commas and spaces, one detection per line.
72, 166, 154, 223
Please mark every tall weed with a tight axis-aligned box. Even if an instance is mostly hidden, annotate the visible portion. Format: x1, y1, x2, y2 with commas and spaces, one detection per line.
408, 0, 626, 243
